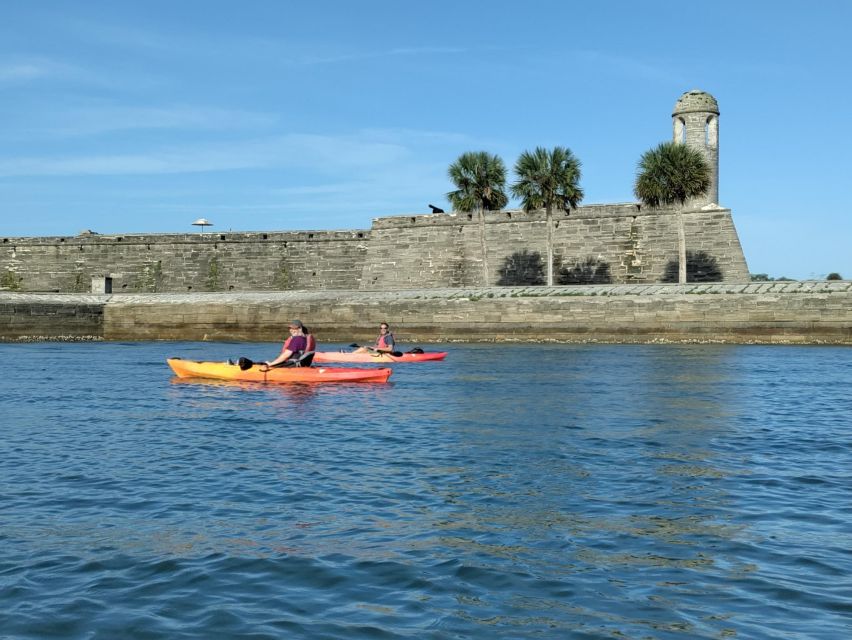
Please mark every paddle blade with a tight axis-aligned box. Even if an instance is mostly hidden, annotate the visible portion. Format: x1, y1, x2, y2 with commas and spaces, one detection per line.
238, 357, 255, 371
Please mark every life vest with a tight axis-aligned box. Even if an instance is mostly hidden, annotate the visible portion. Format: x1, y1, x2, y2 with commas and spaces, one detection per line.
376, 332, 394, 350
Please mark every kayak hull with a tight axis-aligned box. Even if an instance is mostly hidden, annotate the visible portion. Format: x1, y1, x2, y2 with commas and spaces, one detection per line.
167, 358, 392, 383
313, 351, 447, 364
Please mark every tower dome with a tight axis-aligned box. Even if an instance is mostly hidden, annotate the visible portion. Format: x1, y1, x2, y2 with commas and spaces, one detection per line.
672, 90, 719, 116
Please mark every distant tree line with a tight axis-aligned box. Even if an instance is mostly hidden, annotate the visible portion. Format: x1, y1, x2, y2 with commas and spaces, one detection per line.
751, 273, 844, 282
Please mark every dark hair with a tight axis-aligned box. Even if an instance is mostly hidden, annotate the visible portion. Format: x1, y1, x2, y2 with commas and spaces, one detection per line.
302, 325, 310, 334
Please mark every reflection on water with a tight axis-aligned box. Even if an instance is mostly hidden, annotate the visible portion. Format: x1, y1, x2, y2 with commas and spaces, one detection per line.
0, 341, 849, 639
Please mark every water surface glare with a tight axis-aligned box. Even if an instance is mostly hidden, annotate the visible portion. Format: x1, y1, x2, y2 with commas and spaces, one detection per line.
1, 342, 850, 639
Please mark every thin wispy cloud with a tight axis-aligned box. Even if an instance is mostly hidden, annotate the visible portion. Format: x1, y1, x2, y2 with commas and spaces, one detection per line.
0, 62, 47, 82
60, 17, 176, 54
0, 56, 85, 83
297, 46, 466, 65
0, 54, 152, 91
574, 49, 683, 84
45, 105, 280, 137
60, 15, 467, 69
0, 130, 426, 177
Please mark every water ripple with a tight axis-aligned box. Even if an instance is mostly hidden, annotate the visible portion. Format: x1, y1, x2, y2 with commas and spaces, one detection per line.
0, 342, 850, 638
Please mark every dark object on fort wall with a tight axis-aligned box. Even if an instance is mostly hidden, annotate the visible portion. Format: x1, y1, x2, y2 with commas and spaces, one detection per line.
663, 251, 723, 283
558, 257, 612, 285
498, 250, 545, 286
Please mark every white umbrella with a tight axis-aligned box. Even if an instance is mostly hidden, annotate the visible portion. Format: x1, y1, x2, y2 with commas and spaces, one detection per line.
192, 218, 213, 234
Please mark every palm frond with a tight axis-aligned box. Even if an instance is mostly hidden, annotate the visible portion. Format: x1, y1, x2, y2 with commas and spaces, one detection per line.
447, 151, 508, 212
511, 146, 583, 212
634, 142, 710, 207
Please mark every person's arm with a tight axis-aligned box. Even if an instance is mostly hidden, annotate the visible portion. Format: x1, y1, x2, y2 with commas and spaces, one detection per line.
265, 348, 294, 368
264, 336, 294, 368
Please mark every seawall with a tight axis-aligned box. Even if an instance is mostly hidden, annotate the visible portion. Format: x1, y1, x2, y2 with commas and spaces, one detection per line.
2, 281, 849, 345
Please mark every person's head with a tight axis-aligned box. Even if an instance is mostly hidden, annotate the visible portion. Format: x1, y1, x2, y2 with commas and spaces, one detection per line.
289, 319, 304, 335
379, 322, 390, 334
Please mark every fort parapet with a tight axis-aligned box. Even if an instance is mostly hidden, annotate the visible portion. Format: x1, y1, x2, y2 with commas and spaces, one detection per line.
1, 203, 748, 293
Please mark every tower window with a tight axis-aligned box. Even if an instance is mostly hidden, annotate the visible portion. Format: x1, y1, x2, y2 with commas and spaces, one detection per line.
674, 117, 686, 144
706, 116, 718, 148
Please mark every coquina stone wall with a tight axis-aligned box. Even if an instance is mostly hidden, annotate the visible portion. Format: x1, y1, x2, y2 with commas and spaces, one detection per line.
361, 203, 748, 288
3, 282, 849, 345
0, 294, 104, 340
0, 203, 748, 293
0, 230, 369, 293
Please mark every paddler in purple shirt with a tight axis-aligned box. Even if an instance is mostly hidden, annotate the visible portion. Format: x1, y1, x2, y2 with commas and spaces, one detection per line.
263, 319, 308, 369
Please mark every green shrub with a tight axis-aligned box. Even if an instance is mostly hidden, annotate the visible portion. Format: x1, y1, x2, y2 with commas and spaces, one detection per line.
1, 270, 21, 291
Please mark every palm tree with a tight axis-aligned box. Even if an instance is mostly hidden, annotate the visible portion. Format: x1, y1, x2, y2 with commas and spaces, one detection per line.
634, 141, 710, 284
447, 151, 508, 285
512, 146, 583, 286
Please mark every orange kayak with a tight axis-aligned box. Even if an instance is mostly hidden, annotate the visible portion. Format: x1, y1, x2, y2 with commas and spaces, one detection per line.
167, 358, 392, 383
313, 351, 447, 364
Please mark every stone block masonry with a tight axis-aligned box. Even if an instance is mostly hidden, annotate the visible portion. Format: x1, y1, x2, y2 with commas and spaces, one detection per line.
0, 230, 370, 294
0, 294, 104, 340
3, 281, 848, 345
363, 204, 748, 289
0, 204, 749, 293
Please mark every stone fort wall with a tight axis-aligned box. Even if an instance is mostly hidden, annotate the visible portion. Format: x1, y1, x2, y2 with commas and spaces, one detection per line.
0, 203, 749, 293
363, 203, 748, 288
0, 230, 370, 293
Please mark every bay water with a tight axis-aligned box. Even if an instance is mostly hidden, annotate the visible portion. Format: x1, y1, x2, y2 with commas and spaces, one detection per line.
1, 341, 850, 639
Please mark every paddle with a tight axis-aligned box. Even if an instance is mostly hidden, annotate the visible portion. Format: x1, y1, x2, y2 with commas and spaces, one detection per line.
238, 351, 315, 370
238, 356, 261, 370
236, 356, 288, 371
349, 343, 404, 357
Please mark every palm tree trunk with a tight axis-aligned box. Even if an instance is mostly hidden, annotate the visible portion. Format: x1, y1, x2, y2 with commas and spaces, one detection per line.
478, 206, 490, 285
678, 210, 687, 285
546, 205, 554, 286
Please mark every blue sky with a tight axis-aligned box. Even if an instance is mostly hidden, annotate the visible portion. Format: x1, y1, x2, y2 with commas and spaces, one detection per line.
1, 1, 850, 280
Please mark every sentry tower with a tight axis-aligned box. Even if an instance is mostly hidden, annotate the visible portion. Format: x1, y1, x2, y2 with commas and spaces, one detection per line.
672, 90, 719, 206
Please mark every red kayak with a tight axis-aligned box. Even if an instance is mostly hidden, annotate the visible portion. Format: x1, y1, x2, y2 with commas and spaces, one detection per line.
312, 351, 447, 364
167, 358, 392, 383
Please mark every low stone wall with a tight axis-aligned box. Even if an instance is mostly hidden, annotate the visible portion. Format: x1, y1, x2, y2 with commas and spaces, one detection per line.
0, 294, 104, 340
3, 281, 849, 344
